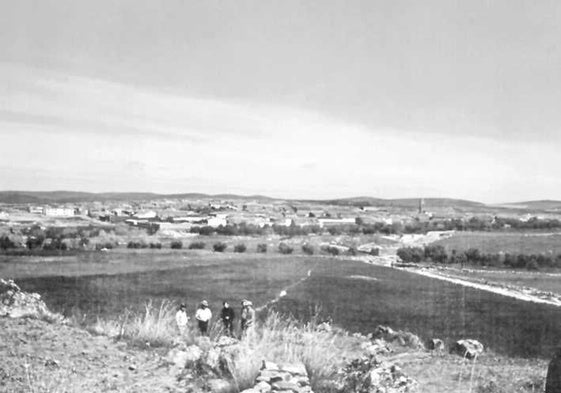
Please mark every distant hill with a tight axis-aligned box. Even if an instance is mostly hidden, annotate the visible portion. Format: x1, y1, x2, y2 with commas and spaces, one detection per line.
0, 191, 276, 204
307, 197, 485, 209
500, 200, 561, 210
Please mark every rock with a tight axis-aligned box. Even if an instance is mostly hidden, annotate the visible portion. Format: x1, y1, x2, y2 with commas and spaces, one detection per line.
271, 381, 300, 393
278, 363, 307, 376
546, 348, 561, 393
373, 325, 424, 350
207, 378, 234, 393
316, 322, 332, 333
256, 370, 285, 383
203, 347, 221, 371
128, 364, 137, 371
216, 336, 239, 347
361, 339, 392, 356
254, 381, 272, 393
261, 360, 280, 371
240, 389, 260, 393
452, 339, 484, 359
0, 279, 63, 323
166, 345, 202, 369
337, 356, 417, 393
428, 338, 445, 352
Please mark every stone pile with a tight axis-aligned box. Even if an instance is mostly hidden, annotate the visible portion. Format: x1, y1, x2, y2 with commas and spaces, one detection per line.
336, 356, 417, 393
372, 325, 424, 350
241, 361, 313, 393
452, 339, 484, 359
0, 278, 63, 322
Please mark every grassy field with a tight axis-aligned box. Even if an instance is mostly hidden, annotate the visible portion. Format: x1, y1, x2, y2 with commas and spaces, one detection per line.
6, 249, 561, 359
433, 231, 561, 254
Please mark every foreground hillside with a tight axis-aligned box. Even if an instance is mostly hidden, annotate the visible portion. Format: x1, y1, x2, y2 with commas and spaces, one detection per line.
0, 278, 550, 393
0, 317, 179, 392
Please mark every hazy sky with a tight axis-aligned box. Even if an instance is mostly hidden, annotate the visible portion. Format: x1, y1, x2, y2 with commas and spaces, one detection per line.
1, 0, 560, 202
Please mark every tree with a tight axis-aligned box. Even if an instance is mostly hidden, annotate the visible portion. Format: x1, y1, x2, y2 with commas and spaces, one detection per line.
213, 242, 227, 252
234, 243, 247, 253
256, 243, 267, 253
278, 242, 294, 255
170, 240, 183, 249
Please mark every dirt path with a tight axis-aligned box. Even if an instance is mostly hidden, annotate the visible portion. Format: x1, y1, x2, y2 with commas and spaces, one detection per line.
0, 318, 180, 393
397, 266, 561, 307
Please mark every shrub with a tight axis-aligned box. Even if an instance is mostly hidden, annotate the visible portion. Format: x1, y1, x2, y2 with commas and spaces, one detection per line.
127, 240, 148, 249
213, 242, 227, 252
170, 240, 183, 249
256, 243, 268, 253
424, 244, 448, 263
396, 247, 424, 263
302, 243, 315, 255
322, 245, 340, 256
149, 242, 162, 249
369, 247, 380, 256
188, 241, 206, 250
278, 242, 294, 255
234, 243, 247, 253
0, 235, 17, 251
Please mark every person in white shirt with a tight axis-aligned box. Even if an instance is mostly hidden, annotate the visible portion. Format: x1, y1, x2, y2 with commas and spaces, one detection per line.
195, 300, 212, 335
175, 303, 189, 335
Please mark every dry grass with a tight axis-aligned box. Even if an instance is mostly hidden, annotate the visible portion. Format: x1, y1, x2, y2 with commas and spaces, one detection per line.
226, 312, 362, 391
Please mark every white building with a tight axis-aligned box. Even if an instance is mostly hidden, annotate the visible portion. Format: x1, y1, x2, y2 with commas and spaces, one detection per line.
43, 207, 75, 217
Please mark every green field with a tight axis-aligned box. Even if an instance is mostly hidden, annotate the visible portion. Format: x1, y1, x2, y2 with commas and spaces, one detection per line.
433, 231, 561, 254
7, 249, 561, 358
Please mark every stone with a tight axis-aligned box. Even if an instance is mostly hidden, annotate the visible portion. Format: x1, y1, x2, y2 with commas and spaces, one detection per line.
546, 348, 561, 393
256, 370, 285, 383
278, 363, 307, 376
216, 336, 239, 347
261, 360, 280, 371
428, 338, 445, 352
0, 279, 63, 323
207, 378, 234, 393
203, 347, 221, 371
254, 381, 272, 393
452, 339, 484, 359
166, 345, 202, 369
271, 381, 301, 393
240, 389, 260, 393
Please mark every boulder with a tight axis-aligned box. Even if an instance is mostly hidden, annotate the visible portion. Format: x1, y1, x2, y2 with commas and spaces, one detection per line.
546, 348, 561, 393
372, 325, 424, 350
452, 339, 484, 359
216, 336, 239, 347
428, 338, 445, 352
207, 378, 235, 393
0, 279, 63, 323
278, 363, 307, 376
337, 356, 417, 393
254, 381, 272, 393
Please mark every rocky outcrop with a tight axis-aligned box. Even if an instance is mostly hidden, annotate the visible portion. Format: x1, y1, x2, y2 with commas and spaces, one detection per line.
427, 338, 445, 352
335, 356, 417, 393
451, 339, 484, 359
0, 278, 63, 323
241, 361, 313, 393
372, 326, 424, 350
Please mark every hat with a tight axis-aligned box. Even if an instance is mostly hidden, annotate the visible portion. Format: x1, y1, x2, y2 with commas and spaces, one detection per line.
201, 300, 209, 307
180, 303, 186, 309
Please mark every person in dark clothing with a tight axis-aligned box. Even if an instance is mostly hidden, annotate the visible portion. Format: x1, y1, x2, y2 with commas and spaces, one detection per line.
220, 301, 235, 336
546, 347, 561, 393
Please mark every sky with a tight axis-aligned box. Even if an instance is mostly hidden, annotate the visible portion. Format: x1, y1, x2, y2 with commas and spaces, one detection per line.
1, 0, 560, 202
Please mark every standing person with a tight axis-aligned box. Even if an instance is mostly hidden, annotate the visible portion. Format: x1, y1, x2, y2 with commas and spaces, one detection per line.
240, 299, 255, 338
175, 303, 189, 335
195, 300, 212, 335
220, 301, 235, 337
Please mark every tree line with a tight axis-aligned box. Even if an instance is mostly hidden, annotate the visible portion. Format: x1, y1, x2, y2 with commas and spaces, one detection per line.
396, 244, 561, 270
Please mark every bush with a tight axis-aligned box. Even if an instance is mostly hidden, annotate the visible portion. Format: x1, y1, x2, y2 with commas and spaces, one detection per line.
256, 243, 268, 253
213, 242, 227, 252
278, 242, 294, 255
149, 242, 162, 249
188, 241, 206, 250
322, 245, 340, 256
170, 241, 183, 249
424, 244, 448, 263
302, 243, 315, 255
396, 247, 424, 263
369, 247, 380, 256
0, 235, 17, 251
234, 243, 247, 253
127, 240, 148, 249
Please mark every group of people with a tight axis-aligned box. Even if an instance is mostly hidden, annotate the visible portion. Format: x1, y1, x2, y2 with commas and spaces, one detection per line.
175, 299, 256, 338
